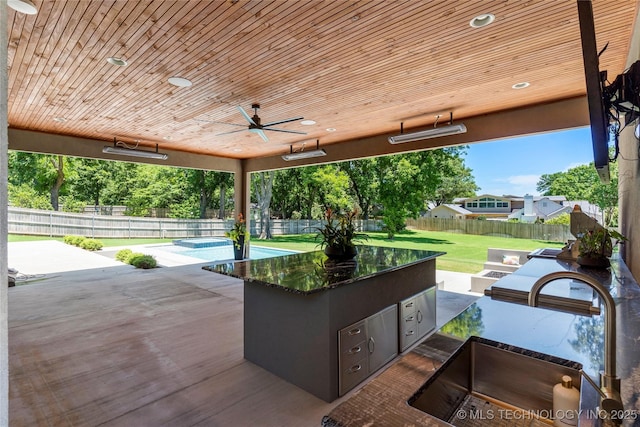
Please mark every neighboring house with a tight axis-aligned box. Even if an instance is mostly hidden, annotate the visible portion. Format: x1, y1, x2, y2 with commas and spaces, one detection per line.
508, 195, 572, 223
451, 194, 513, 219
424, 204, 472, 219
434, 194, 601, 223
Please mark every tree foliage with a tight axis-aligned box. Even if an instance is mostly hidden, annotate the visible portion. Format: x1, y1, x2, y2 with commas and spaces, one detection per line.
9, 147, 477, 237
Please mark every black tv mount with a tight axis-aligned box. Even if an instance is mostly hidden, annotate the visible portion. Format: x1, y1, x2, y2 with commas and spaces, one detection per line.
603, 60, 640, 129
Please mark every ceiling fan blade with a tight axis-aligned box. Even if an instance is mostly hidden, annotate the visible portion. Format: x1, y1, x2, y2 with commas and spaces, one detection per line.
254, 129, 269, 142
263, 116, 304, 127
195, 119, 246, 127
217, 129, 248, 136
237, 106, 257, 126
263, 128, 308, 135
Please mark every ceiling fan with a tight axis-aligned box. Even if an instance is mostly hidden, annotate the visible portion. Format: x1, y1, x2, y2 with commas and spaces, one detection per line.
198, 104, 306, 142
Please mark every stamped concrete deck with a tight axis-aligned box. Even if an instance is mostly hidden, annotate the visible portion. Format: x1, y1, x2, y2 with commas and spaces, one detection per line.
8, 241, 478, 426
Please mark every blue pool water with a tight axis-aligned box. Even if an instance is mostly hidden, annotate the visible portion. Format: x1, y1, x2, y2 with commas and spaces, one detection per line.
156, 242, 296, 262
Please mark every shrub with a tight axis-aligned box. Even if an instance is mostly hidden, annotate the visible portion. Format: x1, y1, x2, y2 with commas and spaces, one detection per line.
128, 254, 157, 269
8, 183, 53, 210
79, 238, 103, 251
115, 249, 133, 262
63, 235, 86, 246
546, 213, 570, 225
60, 197, 87, 213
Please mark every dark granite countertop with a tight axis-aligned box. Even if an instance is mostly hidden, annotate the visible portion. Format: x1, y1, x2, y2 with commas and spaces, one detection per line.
202, 245, 445, 295
325, 255, 640, 426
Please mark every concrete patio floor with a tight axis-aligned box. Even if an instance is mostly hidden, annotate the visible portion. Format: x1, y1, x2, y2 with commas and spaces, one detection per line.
7, 241, 479, 426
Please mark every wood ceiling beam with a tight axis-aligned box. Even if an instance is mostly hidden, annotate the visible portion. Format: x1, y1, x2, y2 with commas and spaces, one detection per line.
8, 128, 241, 174
245, 96, 591, 173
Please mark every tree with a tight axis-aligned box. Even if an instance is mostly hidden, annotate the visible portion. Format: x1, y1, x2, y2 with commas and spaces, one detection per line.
337, 159, 378, 218
378, 152, 440, 238
430, 147, 479, 206
8, 152, 72, 211
70, 158, 118, 206
537, 164, 597, 200
253, 171, 275, 239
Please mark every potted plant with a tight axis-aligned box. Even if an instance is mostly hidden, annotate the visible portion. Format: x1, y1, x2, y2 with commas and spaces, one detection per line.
577, 227, 626, 268
226, 213, 249, 260
316, 208, 368, 260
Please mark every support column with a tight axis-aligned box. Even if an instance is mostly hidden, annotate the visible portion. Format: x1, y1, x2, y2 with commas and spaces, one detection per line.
233, 160, 251, 256
1, 2, 11, 423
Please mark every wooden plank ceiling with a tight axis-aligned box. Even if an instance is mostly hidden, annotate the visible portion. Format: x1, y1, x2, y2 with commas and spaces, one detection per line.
6, 0, 638, 160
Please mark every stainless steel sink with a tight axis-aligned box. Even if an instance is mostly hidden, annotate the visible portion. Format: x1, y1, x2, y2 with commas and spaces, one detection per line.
408, 336, 583, 426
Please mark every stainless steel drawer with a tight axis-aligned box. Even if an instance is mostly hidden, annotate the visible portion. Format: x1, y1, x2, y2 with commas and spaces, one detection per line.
339, 321, 366, 351
339, 356, 369, 396
340, 339, 367, 368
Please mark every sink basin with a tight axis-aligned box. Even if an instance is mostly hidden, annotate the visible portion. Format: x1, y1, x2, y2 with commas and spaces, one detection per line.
408, 336, 583, 426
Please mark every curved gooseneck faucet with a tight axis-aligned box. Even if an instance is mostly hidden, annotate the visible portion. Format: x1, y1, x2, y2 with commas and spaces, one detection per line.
528, 271, 623, 421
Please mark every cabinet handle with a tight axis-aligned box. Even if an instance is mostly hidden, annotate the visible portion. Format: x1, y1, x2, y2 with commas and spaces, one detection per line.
405, 316, 414, 322
405, 302, 414, 308
368, 337, 375, 354
348, 346, 362, 355
348, 328, 362, 336
417, 310, 423, 324
349, 364, 362, 373
405, 330, 415, 336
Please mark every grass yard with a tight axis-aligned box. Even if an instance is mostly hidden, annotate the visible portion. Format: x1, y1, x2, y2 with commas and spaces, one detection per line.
9, 230, 564, 274
249, 230, 564, 274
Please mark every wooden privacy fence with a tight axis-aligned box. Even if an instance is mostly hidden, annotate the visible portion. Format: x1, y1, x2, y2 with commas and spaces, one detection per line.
10, 208, 567, 241
8, 207, 382, 239
406, 218, 572, 242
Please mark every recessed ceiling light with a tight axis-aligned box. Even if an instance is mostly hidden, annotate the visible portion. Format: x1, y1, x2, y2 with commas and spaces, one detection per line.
512, 82, 530, 89
163, 136, 172, 141
168, 76, 192, 87
53, 117, 67, 123
301, 120, 316, 126
470, 13, 495, 28
233, 148, 243, 152
7, 0, 37, 14
107, 57, 128, 67
326, 128, 337, 132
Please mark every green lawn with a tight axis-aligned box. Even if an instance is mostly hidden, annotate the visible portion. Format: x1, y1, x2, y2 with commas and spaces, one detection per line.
9, 230, 564, 274
250, 230, 564, 274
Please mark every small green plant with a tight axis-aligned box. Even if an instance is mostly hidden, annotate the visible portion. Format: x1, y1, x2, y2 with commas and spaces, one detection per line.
128, 254, 157, 269
315, 208, 368, 252
79, 238, 103, 251
63, 235, 86, 246
115, 249, 133, 262
225, 213, 249, 249
579, 228, 627, 258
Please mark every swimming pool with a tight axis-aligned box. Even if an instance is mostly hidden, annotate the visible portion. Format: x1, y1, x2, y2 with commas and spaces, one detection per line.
156, 242, 297, 262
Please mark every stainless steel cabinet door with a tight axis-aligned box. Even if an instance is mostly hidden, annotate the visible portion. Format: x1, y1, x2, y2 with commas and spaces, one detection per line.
367, 305, 398, 372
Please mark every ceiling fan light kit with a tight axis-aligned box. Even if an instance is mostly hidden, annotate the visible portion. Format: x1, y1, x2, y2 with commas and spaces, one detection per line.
388, 112, 467, 144
103, 141, 168, 160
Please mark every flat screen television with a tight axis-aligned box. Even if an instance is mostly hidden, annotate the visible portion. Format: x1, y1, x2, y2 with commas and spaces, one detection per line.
577, 0, 611, 183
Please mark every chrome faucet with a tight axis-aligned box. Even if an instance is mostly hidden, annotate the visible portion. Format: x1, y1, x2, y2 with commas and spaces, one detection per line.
528, 271, 623, 422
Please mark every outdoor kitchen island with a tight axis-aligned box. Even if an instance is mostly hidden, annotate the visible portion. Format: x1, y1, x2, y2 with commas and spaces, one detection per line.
203, 246, 445, 402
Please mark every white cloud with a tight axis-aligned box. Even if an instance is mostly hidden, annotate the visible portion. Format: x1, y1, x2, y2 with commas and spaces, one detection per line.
507, 174, 540, 186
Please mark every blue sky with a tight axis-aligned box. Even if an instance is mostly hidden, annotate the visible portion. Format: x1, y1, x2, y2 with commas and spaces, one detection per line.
463, 127, 594, 197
